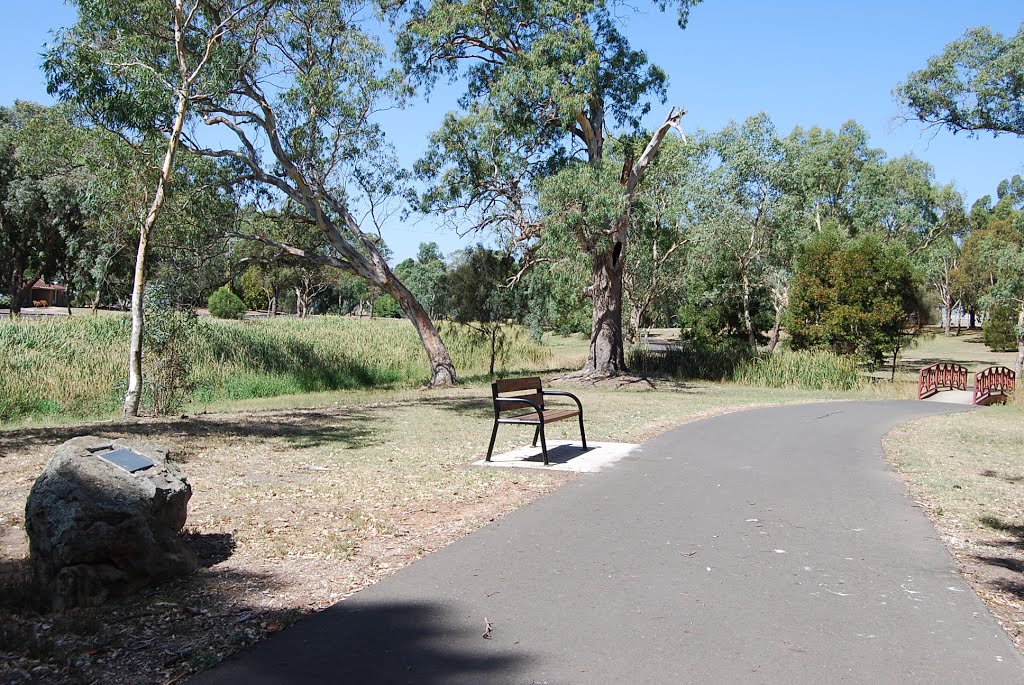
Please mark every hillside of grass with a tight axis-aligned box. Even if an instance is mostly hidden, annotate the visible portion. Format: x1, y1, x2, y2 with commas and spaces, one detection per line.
0, 315, 569, 423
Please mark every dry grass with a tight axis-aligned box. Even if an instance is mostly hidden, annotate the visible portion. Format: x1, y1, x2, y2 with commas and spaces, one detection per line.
884, 400, 1024, 650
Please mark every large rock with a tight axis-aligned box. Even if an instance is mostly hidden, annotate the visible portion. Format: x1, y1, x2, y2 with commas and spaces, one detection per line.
25, 436, 197, 610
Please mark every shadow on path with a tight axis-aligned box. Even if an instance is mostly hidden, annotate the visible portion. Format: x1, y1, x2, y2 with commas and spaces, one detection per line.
190, 600, 526, 685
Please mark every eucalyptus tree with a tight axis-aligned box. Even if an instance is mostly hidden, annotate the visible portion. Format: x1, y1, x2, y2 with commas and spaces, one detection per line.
47, 0, 278, 415
896, 23, 1024, 139
984, 243, 1024, 374
180, 0, 458, 385
698, 115, 798, 351
397, 0, 704, 377
782, 121, 882, 235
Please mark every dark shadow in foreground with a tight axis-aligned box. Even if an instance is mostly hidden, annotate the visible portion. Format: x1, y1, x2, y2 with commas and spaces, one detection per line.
188, 600, 528, 685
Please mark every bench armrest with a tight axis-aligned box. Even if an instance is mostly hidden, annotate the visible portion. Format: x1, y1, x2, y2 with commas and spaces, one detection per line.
541, 390, 584, 413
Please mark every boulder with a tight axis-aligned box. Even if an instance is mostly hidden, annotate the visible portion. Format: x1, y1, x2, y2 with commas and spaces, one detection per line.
25, 436, 197, 610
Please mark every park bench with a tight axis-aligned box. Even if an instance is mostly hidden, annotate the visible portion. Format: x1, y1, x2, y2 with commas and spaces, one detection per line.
486, 377, 587, 466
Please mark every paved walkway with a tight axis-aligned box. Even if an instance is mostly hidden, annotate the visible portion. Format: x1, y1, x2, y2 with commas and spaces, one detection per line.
192, 401, 1024, 684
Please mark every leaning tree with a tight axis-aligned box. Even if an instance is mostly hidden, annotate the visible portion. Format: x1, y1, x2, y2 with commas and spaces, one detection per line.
396, 0, 705, 377
49, 0, 458, 388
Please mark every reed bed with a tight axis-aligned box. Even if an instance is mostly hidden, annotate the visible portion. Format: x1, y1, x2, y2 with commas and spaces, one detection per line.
0, 315, 552, 422
733, 349, 863, 391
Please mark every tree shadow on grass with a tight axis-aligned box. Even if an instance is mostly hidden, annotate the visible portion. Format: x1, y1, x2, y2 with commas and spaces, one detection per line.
0, 408, 384, 458
2, 549, 528, 685
980, 469, 1024, 485
979, 515, 1024, 546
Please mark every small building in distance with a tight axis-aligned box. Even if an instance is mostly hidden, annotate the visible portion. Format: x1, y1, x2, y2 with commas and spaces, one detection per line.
24, 280, 68, 308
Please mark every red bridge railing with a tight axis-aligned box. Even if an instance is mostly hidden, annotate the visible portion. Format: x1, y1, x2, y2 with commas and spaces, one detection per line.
973, 366, 1016, 406
918, 362, 968, 400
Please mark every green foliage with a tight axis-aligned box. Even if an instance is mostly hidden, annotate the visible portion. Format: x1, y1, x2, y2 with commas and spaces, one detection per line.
539, 162, 627, 256
394, 242, 447, 319
788, 231, 924, 367
983, 305, 1019, 352
207, 286, 247, 320
896, 23, 1024, 138
733, 350, 862, 391
626, 339, 752, 381
372, 295, 401, 318
444, 246, 526, 374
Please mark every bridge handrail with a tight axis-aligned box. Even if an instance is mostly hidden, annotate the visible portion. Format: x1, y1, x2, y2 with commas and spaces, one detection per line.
973, 366, 1016, 406
917, 362, 969, 400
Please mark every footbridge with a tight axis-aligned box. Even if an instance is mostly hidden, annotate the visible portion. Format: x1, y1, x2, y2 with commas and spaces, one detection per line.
917, 362, 1016, 405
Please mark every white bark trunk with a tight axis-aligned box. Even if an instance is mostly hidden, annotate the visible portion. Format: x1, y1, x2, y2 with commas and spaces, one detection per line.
123, 1, 191, 417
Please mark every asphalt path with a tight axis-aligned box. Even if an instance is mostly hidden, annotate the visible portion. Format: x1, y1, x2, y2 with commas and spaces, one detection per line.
191, 400, 1024, 684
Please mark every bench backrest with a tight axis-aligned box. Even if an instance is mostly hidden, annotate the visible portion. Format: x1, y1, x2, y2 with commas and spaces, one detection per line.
492, 377, 544, 411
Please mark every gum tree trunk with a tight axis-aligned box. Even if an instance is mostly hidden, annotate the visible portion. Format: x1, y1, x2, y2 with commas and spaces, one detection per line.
584, 240, 627, 376
122, 83, 189, 417
378, 265, 456, 386
580, 108, 684, 378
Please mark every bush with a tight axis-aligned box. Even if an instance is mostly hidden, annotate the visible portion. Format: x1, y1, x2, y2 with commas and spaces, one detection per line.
733, 350, 862, 391
983, 306, 1018, 352
207, 286, 246, 320
0, 294, 10, 309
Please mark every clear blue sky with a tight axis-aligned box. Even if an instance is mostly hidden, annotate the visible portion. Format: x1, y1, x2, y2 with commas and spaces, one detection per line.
3, 2, 1023, 263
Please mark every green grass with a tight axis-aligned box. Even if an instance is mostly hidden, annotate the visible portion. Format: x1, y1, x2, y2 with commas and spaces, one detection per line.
0, 315, 564, 424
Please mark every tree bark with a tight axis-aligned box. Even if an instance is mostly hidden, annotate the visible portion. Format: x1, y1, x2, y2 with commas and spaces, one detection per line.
942, 292, 953, 337
579, 108, 684, 377
766, 303, 784, 354
583, 240, 626, 376
741, 270, 756, 351
489, 327, 497, 376
381, 267, 457, 386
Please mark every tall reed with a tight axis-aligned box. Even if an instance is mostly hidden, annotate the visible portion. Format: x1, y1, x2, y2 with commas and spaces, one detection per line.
733, 349, 862, 391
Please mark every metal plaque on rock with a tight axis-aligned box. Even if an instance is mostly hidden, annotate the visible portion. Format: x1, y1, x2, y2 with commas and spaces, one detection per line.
95, 448, 156, 473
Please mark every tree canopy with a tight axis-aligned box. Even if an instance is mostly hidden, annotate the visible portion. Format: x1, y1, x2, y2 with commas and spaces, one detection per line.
896, 23, 1024, 138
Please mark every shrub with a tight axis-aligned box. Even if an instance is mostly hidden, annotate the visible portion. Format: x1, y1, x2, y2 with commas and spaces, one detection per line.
733, 350, 862, 391
788, 231, 923, 367
207, 286, 246, 320
983, 305, 1018, 352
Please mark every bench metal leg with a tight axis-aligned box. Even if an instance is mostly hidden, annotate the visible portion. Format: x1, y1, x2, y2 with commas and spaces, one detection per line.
531, 425, 541, 447
578, 413, 587, 450
486, 421, 500, 461
538, 424, 549, 465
